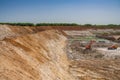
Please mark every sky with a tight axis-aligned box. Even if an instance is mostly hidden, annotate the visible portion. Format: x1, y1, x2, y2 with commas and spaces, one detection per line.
0, 0, 120, 24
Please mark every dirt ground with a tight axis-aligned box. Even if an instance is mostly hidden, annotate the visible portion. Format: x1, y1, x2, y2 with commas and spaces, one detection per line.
65, 30, 120, 80
0, 25, 120, 80
97, 48, 120, 59
70, 59, 120, 80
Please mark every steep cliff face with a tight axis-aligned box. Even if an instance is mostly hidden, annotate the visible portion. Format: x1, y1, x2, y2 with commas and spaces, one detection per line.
0, 30, 75, 80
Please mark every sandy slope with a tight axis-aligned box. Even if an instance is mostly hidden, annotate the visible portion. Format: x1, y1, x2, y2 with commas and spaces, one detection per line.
0, 25, 120, 80
0, 30, 75, 80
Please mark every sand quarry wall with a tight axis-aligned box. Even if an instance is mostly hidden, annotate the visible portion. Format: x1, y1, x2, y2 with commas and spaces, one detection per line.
0, 25, 68, 40
0, 26, 75, 80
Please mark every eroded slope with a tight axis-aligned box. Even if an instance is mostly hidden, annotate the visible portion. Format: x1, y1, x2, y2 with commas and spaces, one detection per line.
0, 30, 75, 80
0, 25, 120, 80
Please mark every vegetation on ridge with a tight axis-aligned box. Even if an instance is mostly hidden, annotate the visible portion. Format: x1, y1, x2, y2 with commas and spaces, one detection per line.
0, 22, 120, 28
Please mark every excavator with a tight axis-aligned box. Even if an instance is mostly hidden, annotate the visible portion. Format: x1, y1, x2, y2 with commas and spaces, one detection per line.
85, 40, 95, 50
83, 40, 95, 53
108, 44, 118, 50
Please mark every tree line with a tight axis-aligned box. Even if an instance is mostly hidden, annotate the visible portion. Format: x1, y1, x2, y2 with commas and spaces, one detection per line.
0, 22, 120, 28
0, 23, 78, 26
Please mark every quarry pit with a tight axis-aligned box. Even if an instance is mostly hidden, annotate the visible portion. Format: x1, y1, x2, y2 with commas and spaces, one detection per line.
0, 24, 120, 80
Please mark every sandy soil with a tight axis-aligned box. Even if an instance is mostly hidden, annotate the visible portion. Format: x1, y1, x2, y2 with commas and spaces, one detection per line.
0, 25, 120, 80
97, 48, 120, 59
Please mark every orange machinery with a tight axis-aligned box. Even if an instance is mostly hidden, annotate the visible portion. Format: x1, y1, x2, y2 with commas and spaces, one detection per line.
108, 44, 118, 50
85, 40, 95, 50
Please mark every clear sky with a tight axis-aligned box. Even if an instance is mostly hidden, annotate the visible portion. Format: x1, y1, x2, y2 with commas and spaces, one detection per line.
0, 0, 120, 24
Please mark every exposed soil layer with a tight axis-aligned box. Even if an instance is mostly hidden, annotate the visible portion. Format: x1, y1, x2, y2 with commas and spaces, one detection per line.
70, 59, 120, 80
0, 29, 75, 80
0, 25, 120, 80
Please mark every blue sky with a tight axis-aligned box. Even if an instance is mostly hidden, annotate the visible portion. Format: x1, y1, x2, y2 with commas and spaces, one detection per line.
0, 0, 120, 24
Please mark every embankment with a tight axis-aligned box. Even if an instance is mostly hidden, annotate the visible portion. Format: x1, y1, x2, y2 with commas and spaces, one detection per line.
0, 30, 75, 80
